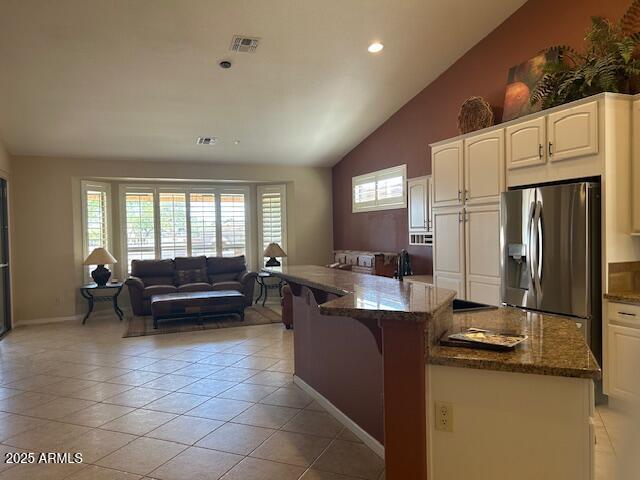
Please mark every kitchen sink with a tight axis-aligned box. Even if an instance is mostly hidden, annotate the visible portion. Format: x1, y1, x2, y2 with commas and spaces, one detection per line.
452, 299, 498, 313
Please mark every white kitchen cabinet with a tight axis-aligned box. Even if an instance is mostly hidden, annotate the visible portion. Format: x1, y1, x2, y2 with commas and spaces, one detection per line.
408, 176, 433, 233
432, 140, 463, 208
606, 301, 640, 401
506, 116, 546, 170
465, 204, 501, 305
464, 129, 504, 205
433, 206, 465, 298
633, 99, 640, 234
608, 323, 640, 401
408, 176, 433, 246
547, 100, 598, 162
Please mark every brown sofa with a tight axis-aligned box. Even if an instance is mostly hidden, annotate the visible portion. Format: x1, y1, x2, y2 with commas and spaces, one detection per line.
125, 255, 257, 316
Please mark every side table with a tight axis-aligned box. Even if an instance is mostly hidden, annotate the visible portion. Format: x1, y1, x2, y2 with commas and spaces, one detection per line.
255, 272, 284, 307
80, 282, 124, 324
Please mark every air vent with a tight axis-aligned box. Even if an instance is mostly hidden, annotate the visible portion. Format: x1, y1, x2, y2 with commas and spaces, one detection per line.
196, 137, 218, 146
230, 35, 260, 53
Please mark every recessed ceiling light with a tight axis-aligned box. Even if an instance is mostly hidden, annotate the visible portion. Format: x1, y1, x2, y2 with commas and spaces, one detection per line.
234, 140, 241, 145
368, 42, 384, 53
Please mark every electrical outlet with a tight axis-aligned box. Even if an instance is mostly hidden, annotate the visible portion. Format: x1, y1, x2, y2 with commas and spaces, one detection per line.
435, 401, 453, 432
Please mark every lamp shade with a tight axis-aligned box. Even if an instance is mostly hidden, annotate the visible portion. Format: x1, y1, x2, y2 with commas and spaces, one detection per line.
263, 243, 286, 258
84, 247, 117, 266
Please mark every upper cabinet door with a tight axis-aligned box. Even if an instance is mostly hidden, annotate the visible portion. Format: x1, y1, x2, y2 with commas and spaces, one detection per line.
464, 129, 505, 205
407, 176, 428, 232
506, 116, 546, 170
432, 140, 463, 207
547, 101, 598, 162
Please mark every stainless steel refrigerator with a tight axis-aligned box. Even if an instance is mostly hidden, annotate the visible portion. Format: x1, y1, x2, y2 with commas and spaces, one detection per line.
501, 181, 601, 363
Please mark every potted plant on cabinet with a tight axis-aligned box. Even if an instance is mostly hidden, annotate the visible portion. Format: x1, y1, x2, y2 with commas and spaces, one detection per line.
531, 0, 640, 109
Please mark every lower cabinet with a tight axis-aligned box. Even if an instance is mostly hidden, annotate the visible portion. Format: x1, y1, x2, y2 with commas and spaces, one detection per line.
606, 301, 640, 401
433, 203, 501, 305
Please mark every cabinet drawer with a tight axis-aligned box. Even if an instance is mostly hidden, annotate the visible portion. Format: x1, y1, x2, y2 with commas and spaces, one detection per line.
608, 302, 640, 327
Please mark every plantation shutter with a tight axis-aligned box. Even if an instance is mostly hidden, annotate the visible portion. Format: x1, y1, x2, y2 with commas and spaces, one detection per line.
189, 192, 217, 257
159, 192, 188, 259
124, 190, 156, 269
257, 185, 287, 265
220, 192, 247, 257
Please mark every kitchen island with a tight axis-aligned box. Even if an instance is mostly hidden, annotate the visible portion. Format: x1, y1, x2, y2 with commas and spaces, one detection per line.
267, 266, 601, 480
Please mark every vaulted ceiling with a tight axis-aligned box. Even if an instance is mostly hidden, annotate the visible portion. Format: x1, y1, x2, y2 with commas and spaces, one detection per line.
0, 0, 526, 166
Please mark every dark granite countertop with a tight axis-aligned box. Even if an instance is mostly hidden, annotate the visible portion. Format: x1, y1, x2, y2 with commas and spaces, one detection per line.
266, 266, 599, 379
264, 265, 455, 323
428, 307, 601, 380
604, 292, 640, 304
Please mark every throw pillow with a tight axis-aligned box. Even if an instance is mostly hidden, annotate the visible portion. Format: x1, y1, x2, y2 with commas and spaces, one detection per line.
175, 268, 208, 285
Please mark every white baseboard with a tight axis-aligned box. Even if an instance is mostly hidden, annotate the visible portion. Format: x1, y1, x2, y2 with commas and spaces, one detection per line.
14, 314, 82, 326
294, 375, 385, 459
13, 307, 131, 327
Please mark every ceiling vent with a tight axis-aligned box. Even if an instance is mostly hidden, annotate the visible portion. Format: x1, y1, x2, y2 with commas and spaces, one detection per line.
196, 137, 218, 146
230, 35, 260, 53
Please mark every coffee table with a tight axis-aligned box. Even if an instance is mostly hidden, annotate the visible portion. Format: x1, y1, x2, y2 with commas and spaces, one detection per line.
151, 290, 245, 329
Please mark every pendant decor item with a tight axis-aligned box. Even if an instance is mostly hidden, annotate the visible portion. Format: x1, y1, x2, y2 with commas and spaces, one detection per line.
457, 96, 494, 134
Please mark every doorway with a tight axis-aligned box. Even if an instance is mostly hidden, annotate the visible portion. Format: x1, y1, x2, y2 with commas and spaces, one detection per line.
0, 178, 10, 337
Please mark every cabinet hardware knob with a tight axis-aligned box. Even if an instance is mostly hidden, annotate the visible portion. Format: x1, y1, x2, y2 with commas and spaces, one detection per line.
538, 144, 543, 158
457, 190, 461, 201
548, 142, 553, 156
458, 212, 463, 223
619, 312, 636, 317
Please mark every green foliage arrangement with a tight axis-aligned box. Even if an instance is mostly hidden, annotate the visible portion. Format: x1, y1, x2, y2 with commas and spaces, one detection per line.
531, 0, 640, 109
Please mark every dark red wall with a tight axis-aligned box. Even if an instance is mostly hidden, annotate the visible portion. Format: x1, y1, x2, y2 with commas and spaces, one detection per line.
332, 0, 630, 275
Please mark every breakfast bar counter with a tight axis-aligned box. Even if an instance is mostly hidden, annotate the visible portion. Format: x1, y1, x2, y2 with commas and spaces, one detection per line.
266, 266, 600, 480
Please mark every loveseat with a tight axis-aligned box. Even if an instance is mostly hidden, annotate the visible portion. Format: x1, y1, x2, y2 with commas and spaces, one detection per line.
125, 255, 257, 316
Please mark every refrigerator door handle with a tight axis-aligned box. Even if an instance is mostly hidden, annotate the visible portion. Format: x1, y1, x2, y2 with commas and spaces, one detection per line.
527, 201, 537, 291
535, 201, 543, 290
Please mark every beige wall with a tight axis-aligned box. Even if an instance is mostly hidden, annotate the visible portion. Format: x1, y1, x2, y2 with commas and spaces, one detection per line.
10, 155, 333, 323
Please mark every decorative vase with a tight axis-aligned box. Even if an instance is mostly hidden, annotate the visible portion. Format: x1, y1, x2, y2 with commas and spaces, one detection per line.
91, 265, 112, 286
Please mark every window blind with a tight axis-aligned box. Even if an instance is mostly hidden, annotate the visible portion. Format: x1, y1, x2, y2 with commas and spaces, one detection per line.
85, 189, 108, 256
125, 191, 156, 268
257, 185, 287, 266
352, 165, 407, 212
189, 192, 217, 257
159, 192, 187, 259
220, 193, 246, 257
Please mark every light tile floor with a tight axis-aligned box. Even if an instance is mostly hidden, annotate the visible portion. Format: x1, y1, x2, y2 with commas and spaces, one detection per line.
0, 314, 384, 480
0, 312, 626, 479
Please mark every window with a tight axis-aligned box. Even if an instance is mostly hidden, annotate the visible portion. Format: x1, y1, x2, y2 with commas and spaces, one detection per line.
124, 189, 156, 268
352, 165, 407, 212
258, 185, 287, 265
189, 192, 217, 257
159, 192, 187, 259
82, 181, 112, 267
220, 193, 247, 257
121, 185, 250, 271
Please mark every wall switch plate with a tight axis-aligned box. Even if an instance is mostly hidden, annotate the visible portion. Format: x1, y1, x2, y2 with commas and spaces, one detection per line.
435, 401, 453, 432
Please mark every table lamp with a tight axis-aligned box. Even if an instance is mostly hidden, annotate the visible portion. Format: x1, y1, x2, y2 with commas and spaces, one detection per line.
84, 247, 118, 286
263, 243, 286, 267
